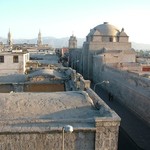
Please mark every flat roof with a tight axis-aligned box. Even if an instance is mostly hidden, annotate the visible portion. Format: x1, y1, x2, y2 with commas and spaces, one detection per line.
0, 91, 120, 132
0, 69, 65, 83
0, 51, 28, 55
0, 91, 99, 120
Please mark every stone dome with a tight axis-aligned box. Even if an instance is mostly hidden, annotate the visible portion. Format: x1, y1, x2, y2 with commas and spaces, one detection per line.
89, 22, 120, 36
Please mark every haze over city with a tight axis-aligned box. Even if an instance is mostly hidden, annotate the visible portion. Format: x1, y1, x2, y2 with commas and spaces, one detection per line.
0, 0, 150, 44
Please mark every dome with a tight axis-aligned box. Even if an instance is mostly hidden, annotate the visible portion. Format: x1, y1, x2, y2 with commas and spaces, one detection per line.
89, 22, 120, 36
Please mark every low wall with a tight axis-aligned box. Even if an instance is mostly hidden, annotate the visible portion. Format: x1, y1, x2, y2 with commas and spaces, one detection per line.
0, 128, 95, 150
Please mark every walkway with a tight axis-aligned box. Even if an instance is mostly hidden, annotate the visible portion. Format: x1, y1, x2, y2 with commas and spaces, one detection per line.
91, 84, 150, 150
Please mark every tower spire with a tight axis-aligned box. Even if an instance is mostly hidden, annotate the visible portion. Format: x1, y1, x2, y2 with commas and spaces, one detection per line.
68, 33, 77, 49
37, 29, 42, 47
7, 28, 13, 48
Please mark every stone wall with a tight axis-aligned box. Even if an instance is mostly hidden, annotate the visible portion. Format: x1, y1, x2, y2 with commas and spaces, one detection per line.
89, 42, 131, 51
95, 120, 120, 150
93, 58, 150, 125
0, 126, 119, 150
0, 131, 95, 150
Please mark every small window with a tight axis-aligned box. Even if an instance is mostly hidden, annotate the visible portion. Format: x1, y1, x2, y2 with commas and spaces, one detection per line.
0, 56, 4, 63
13, 56, 19, 63
109, 37, 113, 42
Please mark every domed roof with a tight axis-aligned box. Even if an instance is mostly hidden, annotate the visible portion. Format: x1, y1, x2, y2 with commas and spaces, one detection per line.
89, 22, 120, 36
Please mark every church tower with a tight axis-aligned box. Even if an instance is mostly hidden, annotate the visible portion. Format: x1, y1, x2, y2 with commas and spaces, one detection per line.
7, 29, 13, 47
37, 30, 42, 47
68, 34, 77, 49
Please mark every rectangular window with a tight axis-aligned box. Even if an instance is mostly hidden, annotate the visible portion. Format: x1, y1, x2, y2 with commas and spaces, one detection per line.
0, 56, 4, 63
13, 55, 19, 63
109, 37, 113, 42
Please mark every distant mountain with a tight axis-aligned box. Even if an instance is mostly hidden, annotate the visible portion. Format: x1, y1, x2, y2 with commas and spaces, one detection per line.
0, 36, 150, 50
0, 36, 85, 48
131, 42, 150, 50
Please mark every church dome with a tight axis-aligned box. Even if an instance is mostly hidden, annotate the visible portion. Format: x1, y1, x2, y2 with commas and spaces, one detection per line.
89, 22, 120, 36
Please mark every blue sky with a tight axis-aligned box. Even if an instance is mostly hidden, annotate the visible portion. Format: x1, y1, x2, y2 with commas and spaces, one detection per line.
0, 0, 150, 43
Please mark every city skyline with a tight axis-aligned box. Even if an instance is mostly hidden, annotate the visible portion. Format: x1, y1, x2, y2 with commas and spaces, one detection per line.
0, 0, 150, 44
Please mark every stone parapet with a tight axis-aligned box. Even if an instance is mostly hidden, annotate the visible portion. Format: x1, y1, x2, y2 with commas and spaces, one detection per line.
80, 77, 91, 90
86, 88, 121, 150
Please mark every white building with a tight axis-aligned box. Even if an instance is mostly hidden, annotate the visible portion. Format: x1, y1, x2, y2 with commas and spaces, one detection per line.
0, 50, 29, 74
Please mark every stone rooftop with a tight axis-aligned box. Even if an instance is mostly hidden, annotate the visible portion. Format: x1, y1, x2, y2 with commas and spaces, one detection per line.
0, 91, 119, 132
0, 91, 98, 120
0, 69, 65, 83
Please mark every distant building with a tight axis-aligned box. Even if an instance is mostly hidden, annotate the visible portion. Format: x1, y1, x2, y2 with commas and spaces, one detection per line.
82, 22, 136, 79
0, 50, 29, 74
0, 42, 4, 51
68, 34, 77, 49
7, 29, 13, 49
37, 30, 43, 47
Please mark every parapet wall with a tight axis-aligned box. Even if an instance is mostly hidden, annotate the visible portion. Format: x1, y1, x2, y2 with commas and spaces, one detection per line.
64, 68, 91, 91
0, 119, 95, 150
86, 88, 120, 150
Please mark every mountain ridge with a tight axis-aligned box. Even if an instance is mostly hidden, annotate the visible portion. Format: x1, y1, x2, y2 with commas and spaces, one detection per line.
0, 36, 150, 50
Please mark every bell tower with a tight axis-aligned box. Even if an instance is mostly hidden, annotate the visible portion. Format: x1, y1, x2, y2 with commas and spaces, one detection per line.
37, 29, 42, 47
68, 34, 77, 49
7, 29, 13, 47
